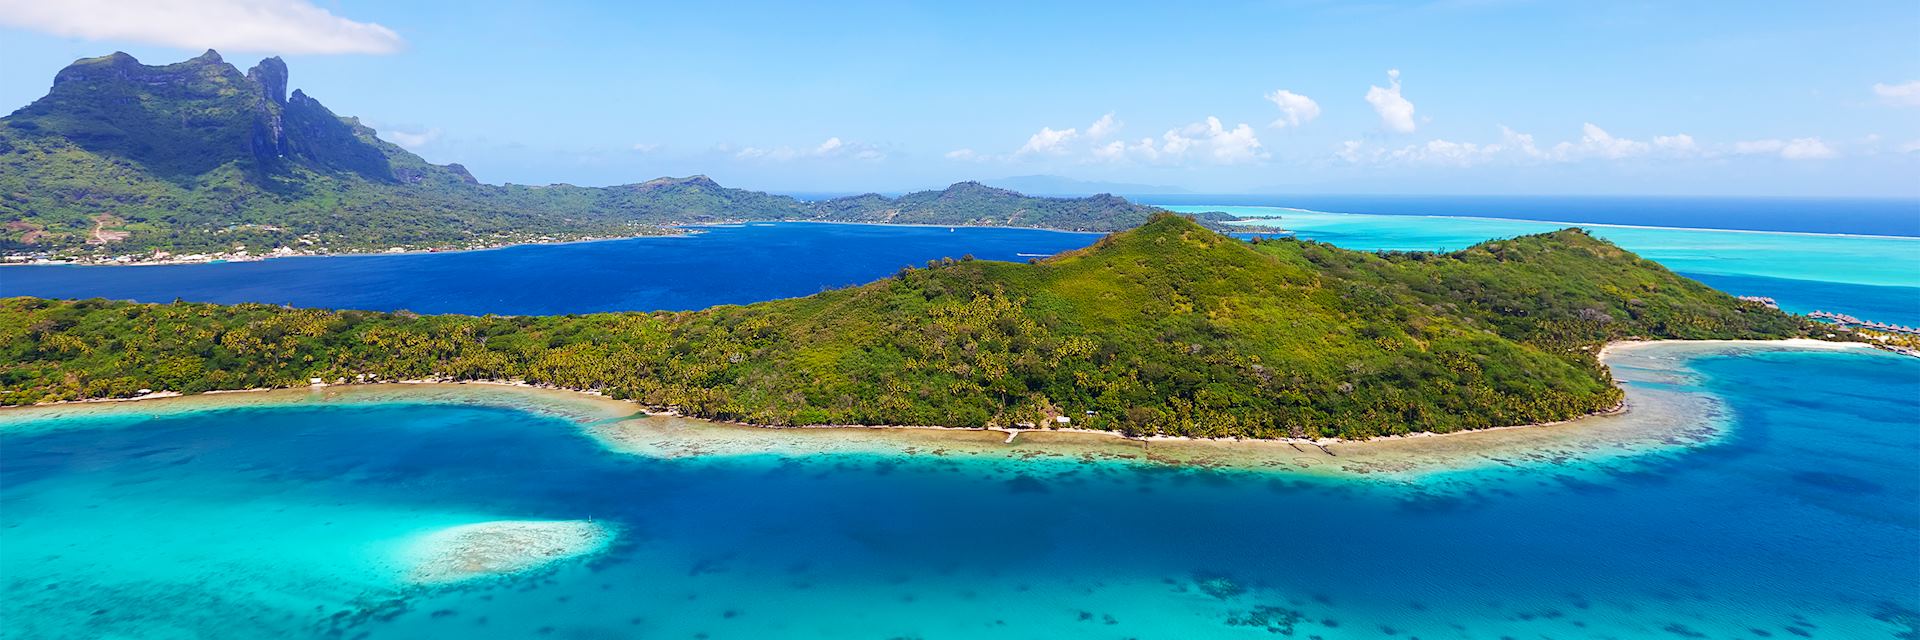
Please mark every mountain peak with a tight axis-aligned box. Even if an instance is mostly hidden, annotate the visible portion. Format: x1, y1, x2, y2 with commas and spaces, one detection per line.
188, 49, 224, 64
247, 57, 288, 105
942, 181, 1015, 197
52, 52, 145, 86
638, 175, 721, 189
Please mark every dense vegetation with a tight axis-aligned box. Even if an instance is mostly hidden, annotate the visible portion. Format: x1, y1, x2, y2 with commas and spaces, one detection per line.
0, 51, 1233, 255
810, 181, 1241, 232
0, 215, 1807, 438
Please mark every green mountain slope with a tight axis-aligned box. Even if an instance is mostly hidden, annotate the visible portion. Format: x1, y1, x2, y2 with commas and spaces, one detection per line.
0, 50, 670, 253
811, 181, 1239, 232
0, 215, 1806, 438
1, 51, 1231, 256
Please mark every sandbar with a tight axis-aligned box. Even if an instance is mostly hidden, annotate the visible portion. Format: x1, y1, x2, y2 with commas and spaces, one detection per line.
401, 519, 614, 585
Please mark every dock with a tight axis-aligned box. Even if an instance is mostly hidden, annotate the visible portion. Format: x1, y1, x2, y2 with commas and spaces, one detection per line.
1809, 311, 1919, 335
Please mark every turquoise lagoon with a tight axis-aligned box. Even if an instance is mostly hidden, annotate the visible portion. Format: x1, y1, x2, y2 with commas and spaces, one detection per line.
1165, 205, 1920, 326
2, 343, 1916, 639
3, 206, 1919, 639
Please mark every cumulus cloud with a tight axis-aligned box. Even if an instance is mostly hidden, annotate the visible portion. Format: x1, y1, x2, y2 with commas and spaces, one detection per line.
1340, 126, 1539, 166
1872, 81, 1920, 107
737, 137, 883, 161
0, 0, 404, 55
1086, 113, 1121, 139
1017, 126, 1080, 156
1733, 139, 1784, 155
1264, 89, 1321, 128
1091, 137, 1160, 163
979, 114, 1265, 165
1553, 123, 1649, 160
1779, 138, 1837, 160
1365, 69, 1417, 133
1339, 124, 1716, 166
1653, 134, 1699, 155
381, 128, 440, 149
1734, 137, 1837, 160
1160, 117, 1266, 164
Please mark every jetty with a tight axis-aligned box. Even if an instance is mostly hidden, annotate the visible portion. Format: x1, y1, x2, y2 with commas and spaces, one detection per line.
1809, 311, 1919, 335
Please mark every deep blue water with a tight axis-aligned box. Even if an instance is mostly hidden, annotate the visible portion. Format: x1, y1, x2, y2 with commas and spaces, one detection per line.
1687, 272, 1920, 326
2, 348, 1915, 639
8, 216, 1917, 327
1148, 194, 1920, 237
0, 223, 1097, 315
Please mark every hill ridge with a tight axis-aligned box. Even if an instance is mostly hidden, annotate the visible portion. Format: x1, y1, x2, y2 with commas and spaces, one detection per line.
2, 51, 1235, 255
0, 216, 1809, 438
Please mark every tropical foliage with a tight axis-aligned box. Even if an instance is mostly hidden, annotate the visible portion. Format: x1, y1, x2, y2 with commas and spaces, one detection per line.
0, 215, 1807, 438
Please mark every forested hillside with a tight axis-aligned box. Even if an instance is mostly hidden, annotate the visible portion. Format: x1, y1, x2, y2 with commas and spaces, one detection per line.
0, 215, 1806, 438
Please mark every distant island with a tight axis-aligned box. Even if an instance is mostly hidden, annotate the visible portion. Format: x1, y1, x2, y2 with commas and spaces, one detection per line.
980, 175, 1190, 196
0, 214, 1808, 439
0, 51, 1241, 261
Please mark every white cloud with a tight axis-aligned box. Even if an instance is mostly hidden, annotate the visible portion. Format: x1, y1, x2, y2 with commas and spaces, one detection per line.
1343, 127, 1537, 167
0, 0, 404, 55
1899, 140, 1920, 154
1735, 137, 1837, 160
1092, 137, 1161, 163
1086, 113, 1121, 139
1733, 139, 1784, 155
1499, 126, 1545, 159
630, 143, 660, 153
1017, 126, 1080, 156
1160, 117, 1266, 164
1553, 123, 1649, 160
1779, 138, 1837, 160
1365, 69, 1418, 133
1264, 89, 1321, 128
1652, 134, 1699, 155
381, 128, 439, 149
1339, 124, 1708, 166
1872, 81, 1920, 107
977, 114, 1264, 165
737, 137, 883, 161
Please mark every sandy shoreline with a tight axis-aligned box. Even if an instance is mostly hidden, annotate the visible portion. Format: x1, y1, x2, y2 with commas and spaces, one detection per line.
3, 219, 1112, 269
0, 339, 1883, 476
2, 228, 695, 268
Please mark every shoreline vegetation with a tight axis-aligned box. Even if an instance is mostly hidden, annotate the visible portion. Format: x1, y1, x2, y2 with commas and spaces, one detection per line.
0, 219, 1110, 269
0, 339, 1877, 476
0, 216, 1815, 440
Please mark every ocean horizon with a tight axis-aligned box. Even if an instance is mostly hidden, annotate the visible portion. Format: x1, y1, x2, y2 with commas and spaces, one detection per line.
1145, 194, 1920, 238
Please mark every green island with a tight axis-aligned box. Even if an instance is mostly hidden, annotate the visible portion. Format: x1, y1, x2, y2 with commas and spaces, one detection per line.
0, 214, 1808, 439
0, 51, 1236, 258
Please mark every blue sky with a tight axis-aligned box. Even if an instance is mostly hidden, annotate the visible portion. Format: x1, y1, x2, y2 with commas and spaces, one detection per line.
2, 0, 1917, 196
